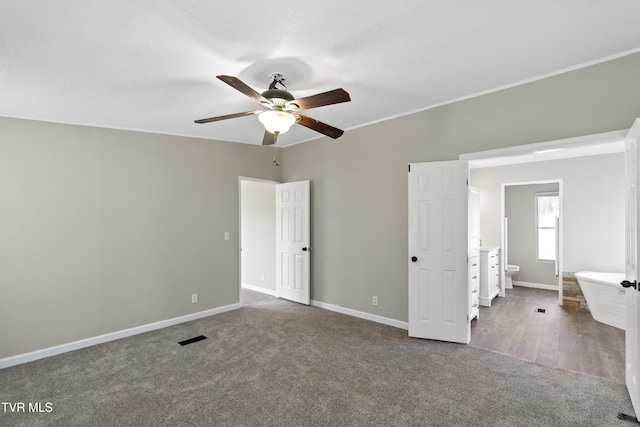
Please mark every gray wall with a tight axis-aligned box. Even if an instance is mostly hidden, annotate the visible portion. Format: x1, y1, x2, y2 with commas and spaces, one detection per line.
0, 118, 280, 358
281, 53, 640, 323
505, 183, 560, 286
471, 153, 625, 276
2, 52, 640, 360
240, 179, 276, 292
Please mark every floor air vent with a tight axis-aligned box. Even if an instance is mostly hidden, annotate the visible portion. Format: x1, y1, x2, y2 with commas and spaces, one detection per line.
178, 335, 207, 346
536, 308, 546, 313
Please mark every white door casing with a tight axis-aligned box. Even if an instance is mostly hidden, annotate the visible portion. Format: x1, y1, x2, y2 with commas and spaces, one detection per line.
408, 160, 470, 344
555, 216, 560, 277
501, 215, 507, 297
469, 186, 481, 251
625, 119, 640, 416
276, 180, 310, 305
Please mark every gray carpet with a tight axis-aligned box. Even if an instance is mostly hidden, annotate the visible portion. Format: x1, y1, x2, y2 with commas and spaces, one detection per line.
0, 297, 635, 426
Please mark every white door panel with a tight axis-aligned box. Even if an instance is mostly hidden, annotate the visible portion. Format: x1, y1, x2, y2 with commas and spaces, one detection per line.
408, 160, 470, 344
276, 180, 310, 305
625, 118, 640, 416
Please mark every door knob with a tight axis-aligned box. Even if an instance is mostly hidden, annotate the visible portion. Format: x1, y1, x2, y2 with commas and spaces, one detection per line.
621, 280, 637, 289
411, 256, 418, 262
302, 247, 308, 251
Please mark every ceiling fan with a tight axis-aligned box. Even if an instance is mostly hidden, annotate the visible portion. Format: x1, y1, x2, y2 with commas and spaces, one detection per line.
195, 73, 351, 145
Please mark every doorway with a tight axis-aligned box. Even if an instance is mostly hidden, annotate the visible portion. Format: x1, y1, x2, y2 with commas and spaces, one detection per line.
239, 177, 278, 304
458, 131, 626, 382
502, 180, 563, 302
238, 177, 312, 306
462, 130, 626, 309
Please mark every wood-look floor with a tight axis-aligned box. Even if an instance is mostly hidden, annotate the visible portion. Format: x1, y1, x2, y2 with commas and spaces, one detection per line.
470, 286, 626, 383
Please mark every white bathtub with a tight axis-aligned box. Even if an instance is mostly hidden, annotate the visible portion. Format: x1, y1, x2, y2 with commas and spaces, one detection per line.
575, 271, 626, 330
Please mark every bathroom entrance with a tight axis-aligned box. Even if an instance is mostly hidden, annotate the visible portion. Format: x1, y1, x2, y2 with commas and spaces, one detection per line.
462, 129, 626, 308
502, 180, 563, 303
460, 129, 627, 383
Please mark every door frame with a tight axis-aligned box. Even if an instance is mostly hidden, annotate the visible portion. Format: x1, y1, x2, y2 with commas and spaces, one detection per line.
500, 180, 563, 304
460, 130, 626, 166
238, 176, 279, 305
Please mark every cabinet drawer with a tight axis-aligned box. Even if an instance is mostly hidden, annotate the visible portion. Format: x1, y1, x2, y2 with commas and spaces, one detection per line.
470, 258, 480, 276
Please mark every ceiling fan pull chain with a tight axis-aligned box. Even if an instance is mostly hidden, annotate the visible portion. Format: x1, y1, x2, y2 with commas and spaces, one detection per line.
273, 137, 280, 166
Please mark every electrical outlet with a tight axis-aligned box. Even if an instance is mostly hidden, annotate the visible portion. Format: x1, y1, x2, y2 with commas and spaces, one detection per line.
261, 274, 265, 281
191, 294, 198, 304
372, 296, 378, 306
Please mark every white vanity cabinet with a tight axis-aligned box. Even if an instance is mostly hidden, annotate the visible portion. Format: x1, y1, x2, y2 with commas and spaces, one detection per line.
469, 253, 480, 321
479, 247, 500, 307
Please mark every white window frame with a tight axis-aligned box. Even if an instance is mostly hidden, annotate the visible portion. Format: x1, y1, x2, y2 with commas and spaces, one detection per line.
535, 191, 559, 262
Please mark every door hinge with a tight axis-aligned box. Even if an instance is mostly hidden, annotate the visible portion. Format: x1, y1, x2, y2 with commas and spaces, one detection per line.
408, 164, 411, 172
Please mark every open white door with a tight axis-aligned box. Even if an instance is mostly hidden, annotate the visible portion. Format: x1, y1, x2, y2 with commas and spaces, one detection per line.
408, 160, 470, 344
276, 180, 310, 305
624, 119, 640, 418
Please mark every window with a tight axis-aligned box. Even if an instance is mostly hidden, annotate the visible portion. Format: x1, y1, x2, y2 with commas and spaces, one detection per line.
536, 192, 559, 261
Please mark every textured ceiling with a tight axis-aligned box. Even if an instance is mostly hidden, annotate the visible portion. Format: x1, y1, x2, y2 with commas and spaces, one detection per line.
2, 1, 640, 146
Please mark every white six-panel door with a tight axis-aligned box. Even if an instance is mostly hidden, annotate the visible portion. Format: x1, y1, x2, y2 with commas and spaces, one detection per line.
276, 180, 310, 305
408, 160, 470, 344
625, 119, 640, 415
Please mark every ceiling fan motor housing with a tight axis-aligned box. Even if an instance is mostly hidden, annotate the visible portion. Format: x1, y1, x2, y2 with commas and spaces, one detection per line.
261, 89, 295, 104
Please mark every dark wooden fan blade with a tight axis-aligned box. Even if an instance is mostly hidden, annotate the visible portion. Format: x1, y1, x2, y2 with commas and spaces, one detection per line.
297, 114, 344, 139
262, 130, 276, 146
217, 75, 268, 104
291, 88, 350, 110
194, 111, 256, 124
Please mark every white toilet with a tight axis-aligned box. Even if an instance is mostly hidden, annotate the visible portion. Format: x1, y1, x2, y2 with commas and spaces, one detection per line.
505, 264, 520, 289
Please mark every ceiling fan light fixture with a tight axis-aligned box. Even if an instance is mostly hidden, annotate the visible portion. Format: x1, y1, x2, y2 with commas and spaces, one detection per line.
258, 110, 296, 134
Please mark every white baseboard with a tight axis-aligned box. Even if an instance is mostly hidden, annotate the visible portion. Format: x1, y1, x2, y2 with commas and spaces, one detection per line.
2, 297, 409, 369
241, 283, 277, 296
311, 299, 408, 330
513, 280, 559, 291
0, 303, 241, 370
